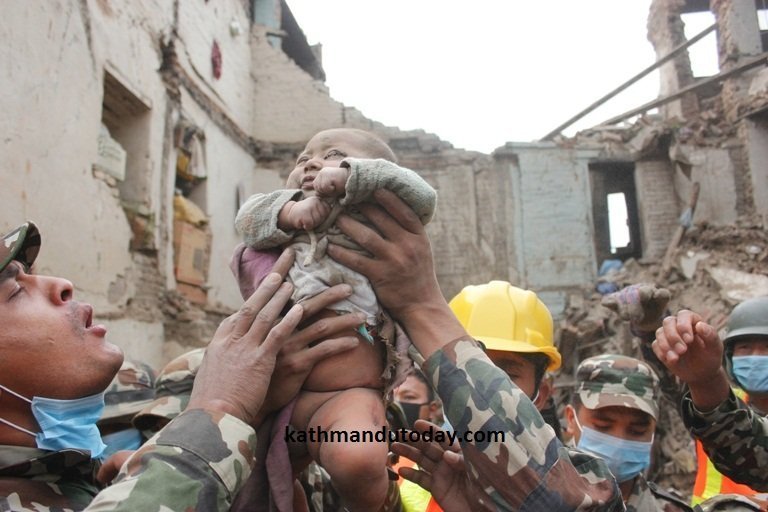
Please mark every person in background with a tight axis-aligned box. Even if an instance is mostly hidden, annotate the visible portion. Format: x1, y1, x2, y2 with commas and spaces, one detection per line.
564, 354, 690, 511
391, 369, 445, 512
393, 370, 444, 430
652, 300, 768, 492
448, 280, 561, 413
603, 285, 764, 502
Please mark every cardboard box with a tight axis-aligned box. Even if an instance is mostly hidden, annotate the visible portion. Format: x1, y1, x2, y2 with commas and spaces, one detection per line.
173, 220, 210, 286
177, 282, 208, 305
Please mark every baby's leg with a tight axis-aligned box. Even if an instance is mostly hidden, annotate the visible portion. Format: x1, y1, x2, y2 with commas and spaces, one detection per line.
301, 388, 389, 512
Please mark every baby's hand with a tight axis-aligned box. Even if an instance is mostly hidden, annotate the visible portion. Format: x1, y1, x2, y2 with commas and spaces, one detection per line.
314, 167, 348, 197
286, 197, 331, 230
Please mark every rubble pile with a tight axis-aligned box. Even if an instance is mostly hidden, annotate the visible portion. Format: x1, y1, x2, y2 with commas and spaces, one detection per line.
553, 216, 768, 498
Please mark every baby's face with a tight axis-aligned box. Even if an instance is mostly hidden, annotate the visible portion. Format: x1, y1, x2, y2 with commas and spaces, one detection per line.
287, 130, 371, 194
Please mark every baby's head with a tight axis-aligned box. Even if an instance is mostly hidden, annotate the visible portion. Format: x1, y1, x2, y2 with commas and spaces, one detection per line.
286, 128, 396, 190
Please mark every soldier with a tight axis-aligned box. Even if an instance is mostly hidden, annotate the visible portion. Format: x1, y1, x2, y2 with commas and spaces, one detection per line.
0, 221, 361, 511
653, 304, 768, 491
603, 285, 765, 500
329, 189, 625, 511
564, 354, 690, 511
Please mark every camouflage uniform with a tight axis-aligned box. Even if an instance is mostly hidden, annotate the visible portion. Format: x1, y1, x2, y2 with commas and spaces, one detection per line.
681, 390, 768, 491
0, 356, 254, 511
87, 408, 257, 511
101, 359, 157, 423
575, 354, 690, 512
419, 337, 625, 511
0, 446, 99, 511
133, 348, 355, 512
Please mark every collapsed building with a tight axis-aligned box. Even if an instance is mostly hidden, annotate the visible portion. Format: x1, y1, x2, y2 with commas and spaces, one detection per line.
0, 0, 766, 497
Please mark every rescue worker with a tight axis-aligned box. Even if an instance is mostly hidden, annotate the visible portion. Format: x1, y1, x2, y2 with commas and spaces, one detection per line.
603, 285, 763, 501
448, 281, 561, 409
565, 354, 691, 511
0, 221, 362, 511
393, 281, 564, 511
393, 370, 444, 430
653, 300, 768, 492
392, 369, 445, 512
133, 348, 354, 512
332, 190, 625, 510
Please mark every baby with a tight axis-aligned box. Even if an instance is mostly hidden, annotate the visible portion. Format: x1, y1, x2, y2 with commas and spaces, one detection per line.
233, 128, 436, 511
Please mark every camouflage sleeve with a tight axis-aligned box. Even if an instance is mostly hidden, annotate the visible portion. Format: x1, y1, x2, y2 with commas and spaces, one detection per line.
235, 189, 304, 249
341, 158, 437, 225
422, 337, 625, 512
85, 409, 257, 511
681, 389, 768, 491
637, 333, 688, 408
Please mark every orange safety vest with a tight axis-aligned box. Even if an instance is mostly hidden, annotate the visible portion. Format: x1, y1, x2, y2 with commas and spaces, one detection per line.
690, 389, 759, 505
392, 457, 443, 512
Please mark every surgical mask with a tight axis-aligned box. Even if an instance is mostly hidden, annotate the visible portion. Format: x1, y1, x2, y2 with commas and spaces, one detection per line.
732, 356, 768, 393
573, 415, 652, 483
0, 384, 106, 458
397, 401, 428, 430
100, 428, 143, 461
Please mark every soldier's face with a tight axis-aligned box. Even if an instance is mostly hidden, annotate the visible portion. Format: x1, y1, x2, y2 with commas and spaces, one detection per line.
567, 404, 655, 444
732, 337, 768, 357
0, 261, 123, 399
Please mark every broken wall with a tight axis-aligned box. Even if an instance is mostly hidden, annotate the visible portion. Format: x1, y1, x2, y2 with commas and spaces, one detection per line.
494, 142, 601, 315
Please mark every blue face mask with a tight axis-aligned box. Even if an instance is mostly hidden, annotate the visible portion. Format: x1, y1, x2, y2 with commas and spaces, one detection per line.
0, 384, 106, 459
574, 418, 652, 483
100, 428, 143, 461
732, 355, 768, 393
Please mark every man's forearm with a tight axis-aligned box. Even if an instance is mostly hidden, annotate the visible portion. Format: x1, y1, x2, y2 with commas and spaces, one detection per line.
395, 300, 466, 360
422, 338, 623, 511
687, 368, 731, 412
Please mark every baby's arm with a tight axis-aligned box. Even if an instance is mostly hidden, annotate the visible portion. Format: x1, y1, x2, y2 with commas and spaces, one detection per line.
338, 158, 437, 225
235, 189, 303, 249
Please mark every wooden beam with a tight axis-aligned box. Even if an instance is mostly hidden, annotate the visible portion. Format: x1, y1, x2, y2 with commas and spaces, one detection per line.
601, 54, 768, 126
541, 23, 716, 141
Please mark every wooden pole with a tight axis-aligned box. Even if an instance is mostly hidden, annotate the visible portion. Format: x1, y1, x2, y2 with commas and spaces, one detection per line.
661, 182, 701, 277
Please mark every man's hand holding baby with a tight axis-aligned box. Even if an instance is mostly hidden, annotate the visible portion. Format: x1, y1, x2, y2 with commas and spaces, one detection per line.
313, 166, 349, 197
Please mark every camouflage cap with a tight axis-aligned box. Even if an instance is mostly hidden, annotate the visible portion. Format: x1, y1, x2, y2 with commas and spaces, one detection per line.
1, 222, 41, 273
575, 354, 660, 420
132, 348, 205, 432
100, 359, 157, 421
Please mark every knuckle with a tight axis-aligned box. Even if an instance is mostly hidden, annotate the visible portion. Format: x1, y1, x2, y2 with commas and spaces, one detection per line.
254, 309, 274, 324
239, 305, 258, 318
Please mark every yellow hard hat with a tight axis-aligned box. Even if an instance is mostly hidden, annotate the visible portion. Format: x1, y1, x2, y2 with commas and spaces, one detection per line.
449, 281, 561, 371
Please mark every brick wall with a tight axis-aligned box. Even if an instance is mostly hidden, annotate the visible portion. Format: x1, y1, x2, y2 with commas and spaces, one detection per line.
635, 160, 679, 260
